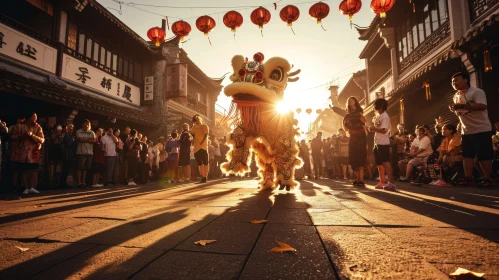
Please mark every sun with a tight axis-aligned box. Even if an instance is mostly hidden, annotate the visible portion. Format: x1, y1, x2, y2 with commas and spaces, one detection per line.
276, 101, 290, 114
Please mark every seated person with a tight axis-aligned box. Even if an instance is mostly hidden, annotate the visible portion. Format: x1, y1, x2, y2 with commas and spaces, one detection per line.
433, 124, 463, 186
398, 128, 419, 180
400, 127, 434, 182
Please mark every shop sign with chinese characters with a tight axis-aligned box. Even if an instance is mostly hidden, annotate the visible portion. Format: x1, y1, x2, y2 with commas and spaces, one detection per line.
0, 23, 57, 73
166, 63, 188, 98
60, 54, 140, 105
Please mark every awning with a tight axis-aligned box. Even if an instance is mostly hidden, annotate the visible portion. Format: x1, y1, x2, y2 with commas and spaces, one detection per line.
0, 68, 160, 126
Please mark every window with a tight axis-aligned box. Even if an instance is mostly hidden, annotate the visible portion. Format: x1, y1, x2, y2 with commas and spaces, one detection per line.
117, 56, 123, 75
423, 3, 431, 39
431, 2, 439, 32
67, 22, 77, 50
405, 19, 413, 54
438, 0, 447, 24
123, 58, 128, 77
93, 41, 99, 62
412, 21, 419, 49
129, 62, 134, 80
100, 46, 106, 66
112, 54, 117, 74
77, 32, 85, 54
106, 50, 112, 69
85, 37, 92, 58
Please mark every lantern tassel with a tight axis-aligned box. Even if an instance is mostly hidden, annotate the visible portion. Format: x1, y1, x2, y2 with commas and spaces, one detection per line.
208, 36, 212, 46
290, 26, 296, 35
321, 24, 327, 31
233, 33, 236, 42
260, 29, 264, 38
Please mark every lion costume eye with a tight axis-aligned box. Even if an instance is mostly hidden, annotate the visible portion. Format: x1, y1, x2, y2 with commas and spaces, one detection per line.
269, 67, 284, 82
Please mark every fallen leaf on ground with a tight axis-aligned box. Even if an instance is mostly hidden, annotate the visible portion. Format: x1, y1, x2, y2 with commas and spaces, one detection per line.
269, 241, 296, 253
250, 220, 268, 224
15, 246, 29, 252
450, 267, 485, 279
194, 240, 217, 246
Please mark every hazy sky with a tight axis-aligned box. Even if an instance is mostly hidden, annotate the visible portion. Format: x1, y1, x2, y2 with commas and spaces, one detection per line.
100, 0, 376, 128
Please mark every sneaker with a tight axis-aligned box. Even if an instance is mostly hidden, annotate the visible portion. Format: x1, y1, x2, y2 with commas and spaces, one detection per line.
22, 189, 29, 195
375, 182, 385, 189
128, 181, 137, 186
433, 179, 451, 187
356, 181, 366, 187
91, 184, 99, 188
383, 182, 397, 191
28, 188, 40, 194
200, 177, 207, 183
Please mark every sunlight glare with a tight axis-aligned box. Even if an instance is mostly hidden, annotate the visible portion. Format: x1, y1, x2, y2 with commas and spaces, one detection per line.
276, 101, 289, 114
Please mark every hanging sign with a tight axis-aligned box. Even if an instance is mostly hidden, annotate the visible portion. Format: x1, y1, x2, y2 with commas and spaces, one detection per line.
0, 23, 57, 73
60, 54, 141, 105
144, 76, 154, 101
166, 63, 188, 98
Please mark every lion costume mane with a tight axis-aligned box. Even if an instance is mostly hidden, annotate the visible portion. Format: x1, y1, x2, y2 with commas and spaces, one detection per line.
221, 52, 303, 190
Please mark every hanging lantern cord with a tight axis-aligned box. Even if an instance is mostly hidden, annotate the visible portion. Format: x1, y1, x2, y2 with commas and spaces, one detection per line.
321, 24, 327, 31
290, 26, 296, 35
207, 36, 212, 46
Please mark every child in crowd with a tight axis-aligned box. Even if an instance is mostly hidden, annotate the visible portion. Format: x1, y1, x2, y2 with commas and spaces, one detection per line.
369, 98, 396, 191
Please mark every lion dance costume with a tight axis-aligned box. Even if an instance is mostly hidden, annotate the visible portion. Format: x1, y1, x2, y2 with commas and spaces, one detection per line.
221, 52, 303, 191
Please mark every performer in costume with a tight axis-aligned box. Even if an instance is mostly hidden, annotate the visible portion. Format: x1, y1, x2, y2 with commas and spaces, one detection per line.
221, 52, 303, 191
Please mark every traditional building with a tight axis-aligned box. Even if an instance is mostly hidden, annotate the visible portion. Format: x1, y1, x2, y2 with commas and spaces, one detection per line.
0, 0, 223, 186
357, 0, 498, 132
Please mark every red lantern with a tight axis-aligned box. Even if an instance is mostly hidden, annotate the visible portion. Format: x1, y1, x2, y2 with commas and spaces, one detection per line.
251, 6, 271, 36
171, 20, 191, 41
339, 0, 362, 21
223, 10, 243, 32
196, 15, 216, 45
147, 27, 166, 47
196, 15, 216, 35
309, 2, 330, 24
280, 5, 300, 27
296, 108, 302, 114
370, 0, 395, 18
306, 108, 312, 114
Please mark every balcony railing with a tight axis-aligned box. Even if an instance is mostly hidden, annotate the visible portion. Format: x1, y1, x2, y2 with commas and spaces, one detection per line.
470, 0, 499, 22
399, 21, 451, 74
0, 13, 58, 48
369, 69, 392, 93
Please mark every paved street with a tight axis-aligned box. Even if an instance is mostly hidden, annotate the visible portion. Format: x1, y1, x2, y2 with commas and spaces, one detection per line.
0, 178, 498, 279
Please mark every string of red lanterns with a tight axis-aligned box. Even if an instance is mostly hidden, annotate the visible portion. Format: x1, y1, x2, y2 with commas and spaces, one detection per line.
146, 1, 396, 46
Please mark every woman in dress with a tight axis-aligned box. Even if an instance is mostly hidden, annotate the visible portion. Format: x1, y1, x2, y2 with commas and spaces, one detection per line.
343, 96, 367, 186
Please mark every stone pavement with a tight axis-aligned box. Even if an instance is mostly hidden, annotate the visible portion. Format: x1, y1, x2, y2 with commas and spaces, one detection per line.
0, 177, 498, 279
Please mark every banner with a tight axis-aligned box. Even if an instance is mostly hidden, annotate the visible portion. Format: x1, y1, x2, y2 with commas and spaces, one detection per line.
166, 63, 188, 98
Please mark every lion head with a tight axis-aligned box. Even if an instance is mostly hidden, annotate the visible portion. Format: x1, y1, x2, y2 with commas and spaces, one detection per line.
224, 52, 300, 104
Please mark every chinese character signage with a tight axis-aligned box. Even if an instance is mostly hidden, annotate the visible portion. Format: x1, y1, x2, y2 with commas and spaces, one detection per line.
61, 54, 140, 105
144, 76, 154, 101
166, 63, 188, 98
0, 23, 56, 73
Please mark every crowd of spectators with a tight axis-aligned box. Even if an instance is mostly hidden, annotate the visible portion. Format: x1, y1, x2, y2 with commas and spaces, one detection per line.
0, 113, 229, 194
